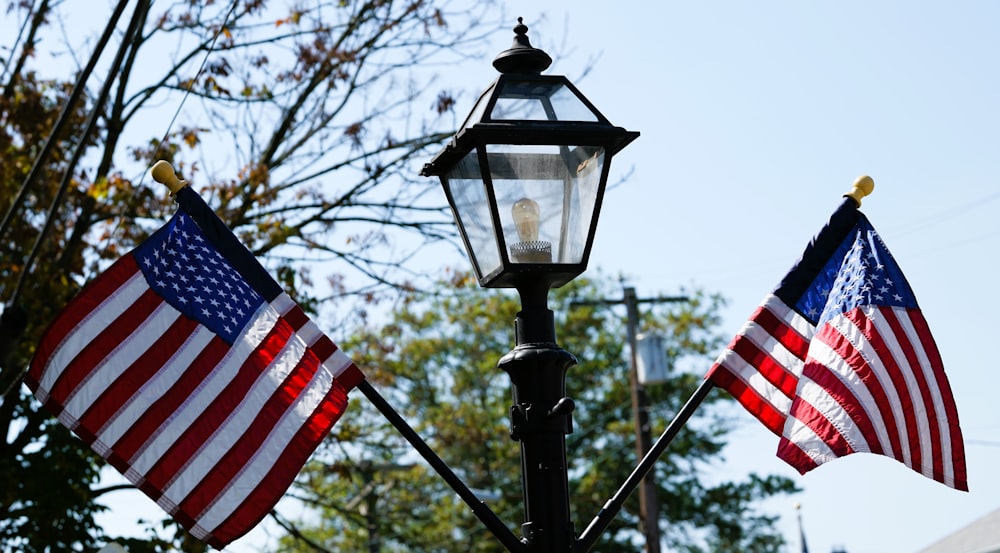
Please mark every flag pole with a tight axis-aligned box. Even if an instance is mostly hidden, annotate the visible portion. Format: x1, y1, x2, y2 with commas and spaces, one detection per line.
796, 502, 810, 553
575, 378, 715, 552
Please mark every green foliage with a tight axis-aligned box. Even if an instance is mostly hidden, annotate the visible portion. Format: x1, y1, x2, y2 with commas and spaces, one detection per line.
279, 274, 799, 552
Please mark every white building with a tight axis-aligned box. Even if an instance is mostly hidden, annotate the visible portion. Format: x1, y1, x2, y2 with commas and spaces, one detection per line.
916, 507, 1000, 553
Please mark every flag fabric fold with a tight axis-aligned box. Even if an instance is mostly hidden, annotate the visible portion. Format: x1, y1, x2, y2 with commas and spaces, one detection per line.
26, 185, 365, 548
707, 197, 967, 491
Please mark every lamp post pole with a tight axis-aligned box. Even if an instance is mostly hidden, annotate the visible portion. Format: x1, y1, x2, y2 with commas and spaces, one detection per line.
499, 281, 577, 552
419, 18, 639, 552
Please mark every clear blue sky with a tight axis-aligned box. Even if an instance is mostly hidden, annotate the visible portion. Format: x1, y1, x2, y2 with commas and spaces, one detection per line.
25, 2, 1000, 552
496, 2, 1000, 552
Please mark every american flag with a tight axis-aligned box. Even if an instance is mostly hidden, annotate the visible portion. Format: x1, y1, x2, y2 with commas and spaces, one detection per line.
26, 186, 365, 548
707, 198, 967, 490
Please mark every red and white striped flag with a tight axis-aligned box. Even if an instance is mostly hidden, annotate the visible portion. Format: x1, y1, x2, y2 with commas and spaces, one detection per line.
707, 198, 967, 490
26, 185, 365, 548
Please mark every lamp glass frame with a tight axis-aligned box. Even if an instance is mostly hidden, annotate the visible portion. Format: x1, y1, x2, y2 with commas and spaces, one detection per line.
422, 73, 638, 289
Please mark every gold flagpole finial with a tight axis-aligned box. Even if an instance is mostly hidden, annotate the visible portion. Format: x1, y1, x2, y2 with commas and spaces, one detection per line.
844, 175, 874, 207
151, 160, 189, 195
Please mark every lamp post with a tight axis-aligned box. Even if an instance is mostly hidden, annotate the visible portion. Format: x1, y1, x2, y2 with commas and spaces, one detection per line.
420, 18, 638, 552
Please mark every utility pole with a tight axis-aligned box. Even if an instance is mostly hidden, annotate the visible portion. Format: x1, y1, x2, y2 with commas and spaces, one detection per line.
572, 286, 687, 553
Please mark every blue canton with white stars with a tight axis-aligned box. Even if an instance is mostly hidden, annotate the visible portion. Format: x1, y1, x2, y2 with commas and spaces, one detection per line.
795, 216, 917, 326
134, 212, 266, 345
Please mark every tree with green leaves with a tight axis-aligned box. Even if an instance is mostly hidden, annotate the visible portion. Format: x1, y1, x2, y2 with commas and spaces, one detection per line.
276, 273, 798, 553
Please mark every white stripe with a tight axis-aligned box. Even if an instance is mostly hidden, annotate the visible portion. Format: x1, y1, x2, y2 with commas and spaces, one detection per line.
93, 324, 216, 457
297, 319, 322, 346
803, 335, 887, 454
38, 271, 148, 395
272, 293, 295, 317
128, 301, 279, 477
863, 307, 931, 474
872, 307, 948, 482
61, 303, 180, 427
825, 311, 913, 468
273, 290, 352, 380
159, 318, 309, 507
761, 294, 814, 339
323, 349, 353, 381
194, 345, 352, 534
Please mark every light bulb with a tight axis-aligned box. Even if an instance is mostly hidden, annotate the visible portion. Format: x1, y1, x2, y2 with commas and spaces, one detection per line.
511, 198, 540, 243
509, 197, 551, 263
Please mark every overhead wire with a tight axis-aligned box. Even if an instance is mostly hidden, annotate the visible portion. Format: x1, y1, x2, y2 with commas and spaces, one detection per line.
93, 0, 242, 279
134, 0, 242, 188
886, 189, 1000, 236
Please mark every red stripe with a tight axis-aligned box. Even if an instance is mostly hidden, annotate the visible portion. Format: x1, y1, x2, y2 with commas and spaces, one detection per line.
44, 288, 163, 415
142, 315, 295, 497
205, 364, 364, 546
708, 364, 787, 435
75, 316, 201, 443
27, 255, 141, 389
175, 332, 324, 519
283, 304, 309, 329
906, 309, 967, 491
311, 335, 337, 361
843, 309, 923, 474
105, 335, 230, 473
285, 302, 338, 360
786, 393, 855, 458
776, 436, 819, 475
752, 303, 810, 360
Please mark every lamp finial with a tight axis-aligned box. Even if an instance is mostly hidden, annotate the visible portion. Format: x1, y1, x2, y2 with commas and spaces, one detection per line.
492, 18, 552, 74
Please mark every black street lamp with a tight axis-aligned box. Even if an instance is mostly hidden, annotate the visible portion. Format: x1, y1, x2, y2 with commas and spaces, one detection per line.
421, 19, 638, 553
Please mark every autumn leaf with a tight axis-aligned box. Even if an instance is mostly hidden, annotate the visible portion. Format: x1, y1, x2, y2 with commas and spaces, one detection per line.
88, 176, 109, 200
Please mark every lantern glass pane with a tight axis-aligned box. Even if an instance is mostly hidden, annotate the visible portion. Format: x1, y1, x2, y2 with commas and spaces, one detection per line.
489, 79, 599, 122
485, 144, 606, 265
460, 82, 496, 131
443, 151, 502, 278
566, 144, 605, 262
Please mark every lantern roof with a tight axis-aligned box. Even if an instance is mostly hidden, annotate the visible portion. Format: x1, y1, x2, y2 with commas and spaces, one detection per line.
421, 20, 637, 177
